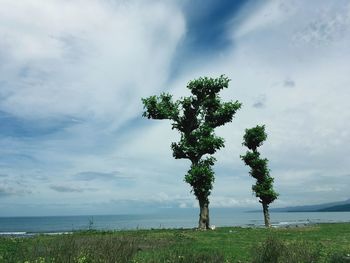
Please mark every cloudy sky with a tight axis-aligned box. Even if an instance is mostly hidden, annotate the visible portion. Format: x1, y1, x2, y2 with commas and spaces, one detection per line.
0, 0, 349, 216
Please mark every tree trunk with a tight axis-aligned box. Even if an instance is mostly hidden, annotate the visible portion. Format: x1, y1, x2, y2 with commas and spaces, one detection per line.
262, 202, 271, 227
198, 199, 210, 230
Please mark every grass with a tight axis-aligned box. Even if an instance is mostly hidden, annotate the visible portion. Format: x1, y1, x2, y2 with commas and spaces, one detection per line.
0, 223, 349, 262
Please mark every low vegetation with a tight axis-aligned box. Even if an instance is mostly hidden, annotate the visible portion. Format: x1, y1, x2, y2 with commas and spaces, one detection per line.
0, 223, 349, 262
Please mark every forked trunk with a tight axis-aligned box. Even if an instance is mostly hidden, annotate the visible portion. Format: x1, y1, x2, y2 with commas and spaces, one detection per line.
198, 199, 210, 230
262, 202, 271, 227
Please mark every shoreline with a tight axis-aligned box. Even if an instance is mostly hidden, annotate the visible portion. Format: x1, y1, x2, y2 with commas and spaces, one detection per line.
2, 220, 350, 238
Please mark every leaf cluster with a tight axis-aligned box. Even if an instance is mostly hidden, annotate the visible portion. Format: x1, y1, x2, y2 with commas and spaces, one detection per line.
242, 125, 267, 152
185, 157, 215, 202
141, 93, 179, 120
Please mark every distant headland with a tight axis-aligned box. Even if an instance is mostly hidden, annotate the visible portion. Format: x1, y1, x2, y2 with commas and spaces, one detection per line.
270, 199, 350, 212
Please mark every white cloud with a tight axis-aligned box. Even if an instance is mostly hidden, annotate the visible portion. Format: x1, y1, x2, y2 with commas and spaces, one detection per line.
0, 0, 186, 214
233, 0, 297, 38
0, 0, 185, 125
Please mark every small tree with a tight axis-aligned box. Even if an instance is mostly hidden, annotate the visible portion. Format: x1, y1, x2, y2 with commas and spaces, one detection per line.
240, 125, 278, 227
142, 75, 242, 229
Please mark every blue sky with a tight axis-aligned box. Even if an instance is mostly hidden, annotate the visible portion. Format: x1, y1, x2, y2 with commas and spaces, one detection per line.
0, 0, 350, 216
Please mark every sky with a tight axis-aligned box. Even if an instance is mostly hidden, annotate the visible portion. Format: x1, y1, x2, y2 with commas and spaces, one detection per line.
0, 0, 349, 216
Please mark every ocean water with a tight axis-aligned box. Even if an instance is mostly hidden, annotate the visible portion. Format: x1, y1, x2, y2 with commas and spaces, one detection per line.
1, 210, 349, 235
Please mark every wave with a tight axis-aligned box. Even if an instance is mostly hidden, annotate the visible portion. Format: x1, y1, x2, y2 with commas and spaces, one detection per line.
0, 232, 30, 236
0, 231, 72, 237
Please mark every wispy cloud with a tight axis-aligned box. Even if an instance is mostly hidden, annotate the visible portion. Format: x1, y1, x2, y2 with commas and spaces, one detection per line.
252, 94, 266, 108
0, 0, 185, 124
0, 184, 32, 197
50, 185, 85, 193
74, 171, 132, 181
283, 79, 295, 88
0, 186, 13, 197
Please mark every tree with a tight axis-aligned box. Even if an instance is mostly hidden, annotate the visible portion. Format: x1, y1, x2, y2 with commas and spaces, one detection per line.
240, 125, 278, 227
142, 75, 242, 229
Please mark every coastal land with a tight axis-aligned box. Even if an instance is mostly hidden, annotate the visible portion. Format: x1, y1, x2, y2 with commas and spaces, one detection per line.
1, 222, 349, 262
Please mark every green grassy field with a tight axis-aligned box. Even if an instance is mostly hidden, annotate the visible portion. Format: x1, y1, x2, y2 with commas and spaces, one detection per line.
0, 223, 349, 262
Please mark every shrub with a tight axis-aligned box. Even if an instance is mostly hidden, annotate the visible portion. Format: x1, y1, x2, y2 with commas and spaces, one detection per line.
1, 234, 142, 263
134, 247, 225, 263
252, 236, 321, 263
328, 251, 350, 263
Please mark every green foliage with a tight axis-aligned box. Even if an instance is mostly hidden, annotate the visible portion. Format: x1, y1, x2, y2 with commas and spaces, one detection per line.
251, 235, 284, 263
252, 236, 322, 263
142, 93, 179, 120
241, 125, 278, 205
171, 126, 224, 161
0, 233, 154, 263
0, 223, 350, 263
242, 125, 267, 151
1, 223, 350, 262
328, 251, 350, 263
185, 157, 215, 202
134, 247, 225, 263
142, 75, 242, 205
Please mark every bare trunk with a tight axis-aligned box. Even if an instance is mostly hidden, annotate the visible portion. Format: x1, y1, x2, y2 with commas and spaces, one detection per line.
198, 199, 210, 230
262, 202, 271, 227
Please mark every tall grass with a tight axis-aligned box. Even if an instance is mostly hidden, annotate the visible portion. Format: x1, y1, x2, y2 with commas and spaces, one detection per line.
1, 224, 350, 262
132, 247, 225, 263
251, 235, 350, 263
1, 233, 158, 263
328, 252, 350, 263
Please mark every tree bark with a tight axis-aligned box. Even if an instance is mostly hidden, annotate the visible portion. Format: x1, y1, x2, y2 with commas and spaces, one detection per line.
198, 199, 210, 230
262, 202, 271, 227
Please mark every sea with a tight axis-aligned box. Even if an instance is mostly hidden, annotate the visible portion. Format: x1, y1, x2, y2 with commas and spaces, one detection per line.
1, 209, 350, 236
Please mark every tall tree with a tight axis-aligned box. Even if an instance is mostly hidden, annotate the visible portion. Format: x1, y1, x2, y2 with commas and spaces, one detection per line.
142, 75, 242, 229
240, 125, 278, 227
